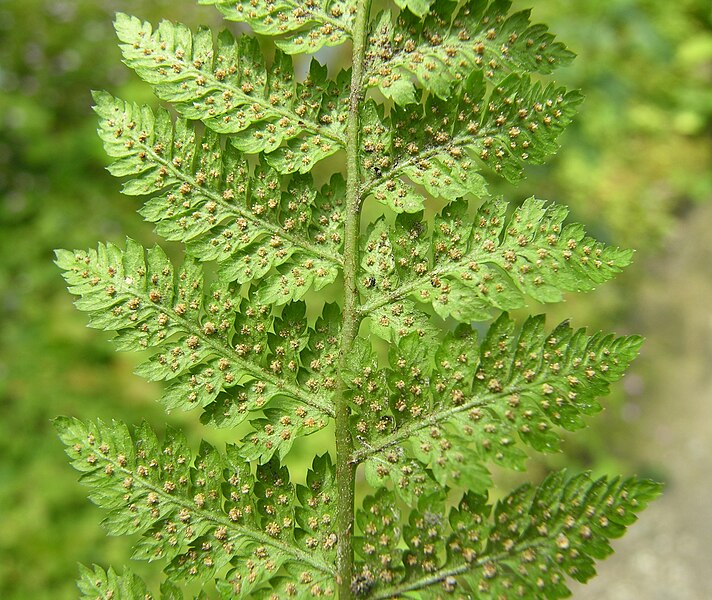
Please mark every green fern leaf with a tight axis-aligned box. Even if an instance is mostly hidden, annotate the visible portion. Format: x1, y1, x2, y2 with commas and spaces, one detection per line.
353, 490, 404, 588
360, 219, 440, 343
361, 101, 488, 213
218, 455, 338, 598
59, 1, 660, 595
362, 456, 439, 508
199, 0, 356, 54
294, 453, 337, 558
268, 563, 338, 599
94, 93, 343, 289
243, 399, 329, 464
215, 540, 287, 598
362, 72, 582, 213
114, 14, 347, 171
264, 66, 351, 175
77, 564, 150, 599
366, 298, 439, 345
57, 418, 336, 590
351, 314, 642, 500
55, 242, 335, 458
78, 564, 211, 600
365, 471, 662, 599
359, 198, 632, 324
391, 0, 436, 19
366, 0, 575, 103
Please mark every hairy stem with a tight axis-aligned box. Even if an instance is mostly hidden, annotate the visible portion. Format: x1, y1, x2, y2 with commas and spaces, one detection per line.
336, 1, 372, 597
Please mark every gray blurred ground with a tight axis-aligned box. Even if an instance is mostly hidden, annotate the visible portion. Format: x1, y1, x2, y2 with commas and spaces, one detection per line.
573, 202, 712, 599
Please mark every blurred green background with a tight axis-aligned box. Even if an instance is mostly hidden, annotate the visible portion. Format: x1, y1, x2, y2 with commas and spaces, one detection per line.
1, 0, 710, 598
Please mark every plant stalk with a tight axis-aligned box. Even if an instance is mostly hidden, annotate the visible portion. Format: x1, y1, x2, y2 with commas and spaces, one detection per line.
336, 1, 371, 597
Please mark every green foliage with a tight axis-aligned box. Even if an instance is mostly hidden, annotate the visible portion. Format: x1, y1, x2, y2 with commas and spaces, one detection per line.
55, 241, 335, 459
93, 92, 343, 294
78, 564, 151, 599
361, 71, 582, 213
199, 0, 357, 54
351, 313, 643, 501
358, 471, 661, 599
54, 0, 662, 598
359, 198, 631, 326
58, 417, 336, 596
114, 13, 348, 173
366, 0, 575, 103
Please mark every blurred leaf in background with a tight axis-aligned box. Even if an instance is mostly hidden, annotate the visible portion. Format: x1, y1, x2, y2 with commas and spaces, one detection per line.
0, 0, 710, 598
511, 0, 712, 248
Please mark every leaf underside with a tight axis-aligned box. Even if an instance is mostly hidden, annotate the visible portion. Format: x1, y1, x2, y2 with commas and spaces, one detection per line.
60, 418, 337, 598
55, 241, 336, 462
115, 13, 349, 173
356, 470, 661, 599
348, 313, 643, 503
359, 197, 632, 330
366, 0, 575, 104
94, 92, 344, 296
198, 0, 357, 54
57, 0, 661, 598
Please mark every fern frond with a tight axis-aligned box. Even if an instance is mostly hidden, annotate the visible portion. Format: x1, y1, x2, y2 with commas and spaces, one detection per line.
366, 0, 575, 104
114, 14, 347, 172
55, 242, 335, 457
362, 73, 582, 212
350, 313, 642, 500
199, 0, 356, 54
359, 198, 632, 328
360, 471, 661, 599
95, 93, 343, 290
59, 1, 660, 595
57, 418, 337, 590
